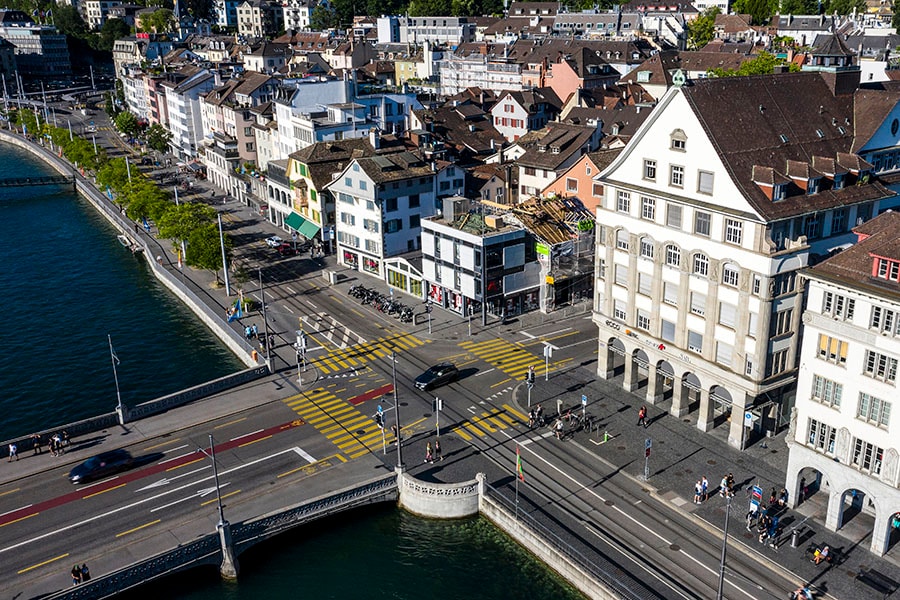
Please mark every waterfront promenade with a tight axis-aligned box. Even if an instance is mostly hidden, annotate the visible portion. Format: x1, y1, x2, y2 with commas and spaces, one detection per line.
2, 128, 899, 599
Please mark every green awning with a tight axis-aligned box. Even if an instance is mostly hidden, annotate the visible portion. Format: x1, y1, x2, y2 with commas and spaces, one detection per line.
285, 212, 321, 239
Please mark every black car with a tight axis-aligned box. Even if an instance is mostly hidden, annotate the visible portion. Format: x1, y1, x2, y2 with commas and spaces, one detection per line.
414, 363, 459, 391
68, 449, 134, 484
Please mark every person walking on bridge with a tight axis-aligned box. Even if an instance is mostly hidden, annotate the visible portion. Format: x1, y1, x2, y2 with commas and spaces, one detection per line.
7, 443, 17, 462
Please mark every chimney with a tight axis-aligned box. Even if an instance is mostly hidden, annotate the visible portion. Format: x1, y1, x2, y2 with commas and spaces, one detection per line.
369, 128, 380, 149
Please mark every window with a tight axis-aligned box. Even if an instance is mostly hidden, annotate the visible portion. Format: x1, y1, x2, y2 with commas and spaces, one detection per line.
613, 300, 626, 320
725, 219, 743, 245
716, 342, 733, 366
344, 177, 352, 188
822, 292, 854, 320
616, 230, 629, 251
831, 208, 847, 234
385, 198, 398, 212
722, 265, 739, 287
748, 312, 758, 338
808, 418, 836, 454
666, 204, 682, 229
858, 393, 891, 427
718, 302, 736, 328
670, 165, 684, 187
617, 190, 631, 213
640, 238, 654, 259
768, 349, 789, 375
637, 309, 651, 331
566, 178, 578, 192
364, 239, 380, 253
524, 167, 536, 176
774, 273, 797, 296
340, 212, 356, 226
615, 264, 628, 286
772, 309, 793, 336
661, 319, 676, 343
385, 219, 402, 233
812, 375, 842, 407
663, 281, 678, 305
359, 180, 367, 191
851, 438, 883, 475
870, 305, 898, 335
638, 273, 652, 296
408, 194, 420, 208
363, 218, 379, 233
593, 183, 603, 197
409, 214, 420, 229
643, 159, 656, 181
697, 171, 714, 194
665, 245, 680, 267
863, 350, 897, 382
688, 330, 703, 352
752, 275, 762, 296
876, 259, 900, 281
694, 211, 711, 236
641, 196, 655, 220
670, 129, 686, 151
690, 292, 705, 316
693, 253, 709, 276
817, 334, 848, 365
804, 214, 819, 239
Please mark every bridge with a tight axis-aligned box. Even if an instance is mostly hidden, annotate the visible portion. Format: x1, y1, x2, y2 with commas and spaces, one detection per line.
0, 174, 75, 188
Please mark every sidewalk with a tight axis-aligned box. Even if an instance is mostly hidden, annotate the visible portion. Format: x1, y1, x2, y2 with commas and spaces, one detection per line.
513, 365, 900, 599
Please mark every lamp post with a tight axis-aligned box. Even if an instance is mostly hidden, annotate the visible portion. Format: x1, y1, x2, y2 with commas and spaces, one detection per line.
108, 334, 126, 426
716, 493, 732, 600
198, 434, 239, 579
259, 268, 272, 371
391, 351, 403, 470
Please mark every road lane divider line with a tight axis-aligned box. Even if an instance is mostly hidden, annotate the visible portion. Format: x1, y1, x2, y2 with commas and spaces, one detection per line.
116, 519, 161, 538
503, 404, 528, 421
474, 368, 496, 376
490, 378, 512, 389
229, 428, 264, 442
150, 483, 231, 513
291, 447, 317, 462
166, 457, 205, 471
200, 490, 240, 507
238, 435, 272, 448
158, 451, 200, 465
17, 552, 69, 574
215, 417, 248, 430
137, 466, 212, 492
143, 439, 183, 452
0, 511, 37, 527
82, 483, 126, 500
0, 503, 30, 517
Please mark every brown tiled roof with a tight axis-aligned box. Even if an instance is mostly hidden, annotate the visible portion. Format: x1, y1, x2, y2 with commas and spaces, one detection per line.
851, 88, 900, 153
807, 210, 900, 298
678, 72, 895, 220
356, 151, 434, 184
517, 123, 597, 170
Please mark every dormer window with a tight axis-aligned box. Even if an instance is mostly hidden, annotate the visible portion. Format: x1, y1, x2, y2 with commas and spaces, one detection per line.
833, 173, 845, 190
551, 146, 560, 154
876, 258, 900, 281
670, 129, 687, 151
773, 183, 786, 201
808, 177, 820, 195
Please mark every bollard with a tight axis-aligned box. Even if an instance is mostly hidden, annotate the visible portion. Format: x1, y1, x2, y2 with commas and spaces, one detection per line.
791, 528, 800, 548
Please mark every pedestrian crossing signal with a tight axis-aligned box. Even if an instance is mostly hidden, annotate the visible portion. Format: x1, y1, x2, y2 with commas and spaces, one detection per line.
374, 412, 384, 429
526, 366, 535, 385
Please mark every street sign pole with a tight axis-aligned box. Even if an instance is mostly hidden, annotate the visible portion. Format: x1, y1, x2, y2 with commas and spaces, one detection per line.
434, 397, 442, 437
643, 438, 652, 481
377, 404, 385, 455
581, 394, 587, 421
543, 345, 552, 381
527, 365, 534, 407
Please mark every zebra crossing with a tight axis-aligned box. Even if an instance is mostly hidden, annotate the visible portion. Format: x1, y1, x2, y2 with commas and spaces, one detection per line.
314, 333, 428, 375
458, 338, 545, 380
449, 403, 528, 441
284, 388, 389, 460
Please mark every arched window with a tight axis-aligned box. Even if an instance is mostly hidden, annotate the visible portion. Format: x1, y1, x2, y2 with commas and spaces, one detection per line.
693, 253, 709, 276
670, 129, 687, 151
616, 229, 629, 251
665, 244, 681, 267
640, 237, 654, 259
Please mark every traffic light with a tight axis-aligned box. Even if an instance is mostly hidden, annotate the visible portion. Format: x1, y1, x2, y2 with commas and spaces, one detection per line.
526, 366, 535, 385
374, 412, 384, 429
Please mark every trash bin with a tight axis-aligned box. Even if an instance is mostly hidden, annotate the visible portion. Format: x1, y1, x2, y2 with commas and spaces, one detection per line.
251, 350, 258, 362
791, 528, 800, 548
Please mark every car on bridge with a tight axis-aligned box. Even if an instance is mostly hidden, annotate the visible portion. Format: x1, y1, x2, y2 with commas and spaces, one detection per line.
68, 449, 134, 484
414, 363, 459, 391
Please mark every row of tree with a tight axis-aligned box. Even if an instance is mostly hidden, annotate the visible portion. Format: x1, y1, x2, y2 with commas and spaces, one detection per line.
9, 107, 231, 281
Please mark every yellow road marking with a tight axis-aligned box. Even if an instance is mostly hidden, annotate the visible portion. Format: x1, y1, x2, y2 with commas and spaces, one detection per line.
351, 309, 366, 319
472, 415, 497, 433
490, 378, 512, 388
82, 483, 126, 500
201, 490, 240, 506
450, 426, 473, 441
238, 435, 272, 448
487, 414, 507, 429
116, 519, 161, 538
0, 487, 20, 498
166, 457, 204, 471
144, 438, 182, 451
463, 422, 484, 436
214, 417, 247, 430
503, 403, 528, 421
17, 553, 69, 574
0, 512, 37, 528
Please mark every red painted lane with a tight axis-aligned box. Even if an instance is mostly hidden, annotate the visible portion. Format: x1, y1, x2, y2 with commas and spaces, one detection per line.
0, 419, 305, 528
348, 383, 394, 406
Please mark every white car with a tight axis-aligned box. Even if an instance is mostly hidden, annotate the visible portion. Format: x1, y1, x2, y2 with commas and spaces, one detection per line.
265, 236, 283, 247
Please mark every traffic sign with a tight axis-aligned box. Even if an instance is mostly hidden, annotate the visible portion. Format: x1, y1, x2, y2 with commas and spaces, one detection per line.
645, 448, 651, 458
645, 438, 652, 450
377, 404, 383, 415
581, 394, 587, 406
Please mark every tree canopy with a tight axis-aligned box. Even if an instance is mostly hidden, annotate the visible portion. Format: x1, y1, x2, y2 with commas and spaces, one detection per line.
708, 51, 801, 77
140, 8, 176, 33
687, 7, 719, 50
145, 124, 173, 154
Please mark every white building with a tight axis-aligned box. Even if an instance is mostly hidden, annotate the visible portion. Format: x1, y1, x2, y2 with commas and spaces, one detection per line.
162, 67, 216, 159
399, 16, 476, 45
325, 151, 436, 278
82, 0, 122, 30
785, 210, 900, 557
593, 67, 897, 450
282, 0, 314, 32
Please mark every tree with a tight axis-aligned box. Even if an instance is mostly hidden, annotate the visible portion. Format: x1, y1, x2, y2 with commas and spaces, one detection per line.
823, 0, 865, 14
183, 0, 214, 20
115, 111, 141, 137
780, 0, 818, 15
97, 18, 131, 52
687, 7, 719, 50
893, 8, 900, 32
709, 51, 801, 77
97, 158, 132, 193
310, 5, 339, 30
145, 123, 172, 153
157, 203, 217, 244
186, 222, 230, 282
731, 0, 776, 25
140, 8, 175, 33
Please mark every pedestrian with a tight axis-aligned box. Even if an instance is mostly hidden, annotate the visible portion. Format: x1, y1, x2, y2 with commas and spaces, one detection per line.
133, 222, 138, 233
156, 254, 163, 265
778, 488, 788, 507
814, 545, 830, 565
719, 475, 729, 498
701, 476, 709, 502
62, 430, 70, 447
7, 443, 17, 462
244, 325, 252, 340
391, 424, 399, 443
31, 433, 41, 455
528, 408, 536, 428
555, 418, 564, 440
535, 404, 544, 426
725, 473, 735, 497
694, 480, 703, 504
80, 563, 90, 582
798, 477, 807, 504
637, 405, 647, 428
71, 565, 81, 586
769, 487, 777, 506
434, 439, 442, 461
251, 324, 258, 339
425, 441, 433, 464
746, 503, 758, 531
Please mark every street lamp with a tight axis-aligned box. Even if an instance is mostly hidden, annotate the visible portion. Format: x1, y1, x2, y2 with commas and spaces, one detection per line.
391, 351, 403, 470
198, 434, 239, 579
716, 493, 732, 599
198, 434, 226, 527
